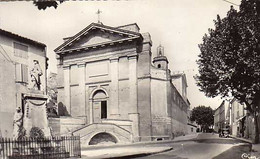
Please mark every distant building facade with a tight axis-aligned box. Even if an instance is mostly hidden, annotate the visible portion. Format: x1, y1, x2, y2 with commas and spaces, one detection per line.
230, 98, 247, 137
214, 107, 220, 132
0, 29, 49, 138
187, 109, 198, 134
230, 99, 257, 140
214, 101, 230, 132
214, 98, 260, 142
54, 23, 190, 145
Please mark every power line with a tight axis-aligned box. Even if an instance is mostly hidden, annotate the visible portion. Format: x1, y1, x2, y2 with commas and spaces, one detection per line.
173, 69, 195, 74
0, 50, 10, 62
0, 44, 12, 62
223, 0, 239, 6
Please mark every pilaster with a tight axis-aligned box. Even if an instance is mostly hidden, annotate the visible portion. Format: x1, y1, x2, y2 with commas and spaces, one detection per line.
128, 54, 138, 113
109, 57, 120, 118
78, 63, 86, 118
128, 54, 140, 141
63, 65, 71, 115
89, 100, 93, 124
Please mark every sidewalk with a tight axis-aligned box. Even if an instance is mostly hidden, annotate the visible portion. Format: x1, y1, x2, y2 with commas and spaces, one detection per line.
230, 135, 260, 158
79, 133, 199, 159
230, 135, 252, 144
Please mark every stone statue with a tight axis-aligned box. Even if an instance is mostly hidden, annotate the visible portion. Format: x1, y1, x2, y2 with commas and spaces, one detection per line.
13, 107, 24, 139
30, 60, 43, 90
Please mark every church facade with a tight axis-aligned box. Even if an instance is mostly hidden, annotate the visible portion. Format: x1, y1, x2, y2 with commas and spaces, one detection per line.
54, 23, 190, 144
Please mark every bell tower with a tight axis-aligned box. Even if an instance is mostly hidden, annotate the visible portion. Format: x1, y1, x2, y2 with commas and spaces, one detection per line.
153, 45, 168, 70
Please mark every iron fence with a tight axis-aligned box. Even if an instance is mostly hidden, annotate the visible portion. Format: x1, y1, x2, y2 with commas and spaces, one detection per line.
0, 136, 81, 159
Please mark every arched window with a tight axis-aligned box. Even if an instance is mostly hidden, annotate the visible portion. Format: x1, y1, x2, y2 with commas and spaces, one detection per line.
158, 64, 161, 68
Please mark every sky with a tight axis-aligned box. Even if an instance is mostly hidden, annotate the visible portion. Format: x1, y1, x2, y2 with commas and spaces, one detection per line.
0, 0, 241, 109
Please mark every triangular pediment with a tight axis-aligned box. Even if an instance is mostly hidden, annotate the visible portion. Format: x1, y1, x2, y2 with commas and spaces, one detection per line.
65, 29, 129, 50
81, 36, 111, 46
54, 23, 142, 54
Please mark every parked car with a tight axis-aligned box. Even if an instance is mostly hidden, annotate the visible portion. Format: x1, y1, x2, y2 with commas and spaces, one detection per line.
219, 128, 230, 138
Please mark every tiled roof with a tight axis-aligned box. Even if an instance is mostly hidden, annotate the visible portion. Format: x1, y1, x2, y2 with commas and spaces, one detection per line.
0, 29, 46, 48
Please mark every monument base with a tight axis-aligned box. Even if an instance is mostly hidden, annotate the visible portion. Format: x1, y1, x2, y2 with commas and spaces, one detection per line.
22, 93, 51, 137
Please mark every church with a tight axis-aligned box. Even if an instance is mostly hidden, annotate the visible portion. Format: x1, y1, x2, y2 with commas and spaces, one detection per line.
54, 22, 190, 145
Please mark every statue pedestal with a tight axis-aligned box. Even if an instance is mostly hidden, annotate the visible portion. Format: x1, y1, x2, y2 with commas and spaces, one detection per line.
23, 92, 51, 137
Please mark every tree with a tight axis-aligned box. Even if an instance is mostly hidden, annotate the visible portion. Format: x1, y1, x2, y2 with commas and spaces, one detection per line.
196, 0, 260, 143
47, 72, 58, 117
190, 106, 214, 132
33, 0, 64, 10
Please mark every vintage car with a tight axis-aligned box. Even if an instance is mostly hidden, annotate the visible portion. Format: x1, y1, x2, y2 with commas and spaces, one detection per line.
219, 128, 230, 138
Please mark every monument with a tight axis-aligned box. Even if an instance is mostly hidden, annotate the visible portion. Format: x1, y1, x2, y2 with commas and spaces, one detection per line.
13, 60, 50, 139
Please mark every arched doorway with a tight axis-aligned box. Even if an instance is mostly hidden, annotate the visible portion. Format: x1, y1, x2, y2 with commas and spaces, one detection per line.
89, 132, 117, 145
92, 89, 108, 123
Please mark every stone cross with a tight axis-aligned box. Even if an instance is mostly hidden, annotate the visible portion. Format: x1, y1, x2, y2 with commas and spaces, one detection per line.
96, 9, 102, 24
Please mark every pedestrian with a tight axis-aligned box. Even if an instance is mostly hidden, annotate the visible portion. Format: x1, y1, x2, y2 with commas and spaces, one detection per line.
218, 128, 221, 137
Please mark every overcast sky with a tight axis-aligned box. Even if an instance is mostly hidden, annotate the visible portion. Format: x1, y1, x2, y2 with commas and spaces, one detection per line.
0, 0, 241, 109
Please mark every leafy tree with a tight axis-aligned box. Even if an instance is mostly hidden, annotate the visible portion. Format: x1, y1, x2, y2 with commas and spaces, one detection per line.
33, 0, 64, 10
47, 72, 58, 117
190, 106, 214, 132
196, 0, 260, 143
29, 127, 44, 139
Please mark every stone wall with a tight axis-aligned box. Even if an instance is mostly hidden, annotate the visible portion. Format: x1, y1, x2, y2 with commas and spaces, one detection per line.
168, 82, 188, 135
150, 66, 188, 139
48, 117, 85, 135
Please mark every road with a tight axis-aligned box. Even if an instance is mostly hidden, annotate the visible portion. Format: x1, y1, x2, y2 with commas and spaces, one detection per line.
132, 133, 251, 159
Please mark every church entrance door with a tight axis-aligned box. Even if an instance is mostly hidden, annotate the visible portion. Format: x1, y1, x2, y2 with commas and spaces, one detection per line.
93, 101, 107, 123
93, 101, 101, 123
92, 90, 108, 123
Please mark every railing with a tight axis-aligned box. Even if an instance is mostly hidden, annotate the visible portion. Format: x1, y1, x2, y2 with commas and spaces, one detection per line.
0, 136, 81, 159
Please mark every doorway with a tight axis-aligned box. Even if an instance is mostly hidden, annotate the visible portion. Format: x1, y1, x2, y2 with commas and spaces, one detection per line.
101, 101, 107, 119
92, 90, 108, 123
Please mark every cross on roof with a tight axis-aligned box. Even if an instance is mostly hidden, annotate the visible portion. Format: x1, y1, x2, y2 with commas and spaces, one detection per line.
96, 9, 102, 24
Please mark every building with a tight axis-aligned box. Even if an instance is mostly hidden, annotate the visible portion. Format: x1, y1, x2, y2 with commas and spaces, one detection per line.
214, 101, 230, 132
0, 29, 49, 138
187, 109, 198, 134
214, 107, 220, 132
54, 22, 190, 145
230, 98, 247, 137
230, 98, 257, 141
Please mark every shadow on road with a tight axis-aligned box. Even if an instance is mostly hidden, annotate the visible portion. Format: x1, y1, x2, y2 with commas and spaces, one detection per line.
213, 145, 252, 159
119, 154, 188, 159
194, 138, 249, 144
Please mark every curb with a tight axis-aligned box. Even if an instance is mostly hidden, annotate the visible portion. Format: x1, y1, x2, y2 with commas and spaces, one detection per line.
229, 135, 253, 144
81, 134, 199, 151
77, 134, 198, 159
97, 147, 174, 159
81, 147, 173, 159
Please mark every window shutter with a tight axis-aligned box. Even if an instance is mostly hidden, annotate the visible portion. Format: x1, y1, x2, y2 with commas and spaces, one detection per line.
22, 64, 28, 83
14, 42, 28, 59
15, 63, 22, 82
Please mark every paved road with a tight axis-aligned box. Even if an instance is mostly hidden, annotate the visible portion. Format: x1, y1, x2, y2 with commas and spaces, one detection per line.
132, 133, 251, 159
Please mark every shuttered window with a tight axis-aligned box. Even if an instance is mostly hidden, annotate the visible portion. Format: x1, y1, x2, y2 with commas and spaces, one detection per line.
14, 42, 28, 59
15, 63, 22, 82
15, 63, 28, 83
22, 64, 28, 83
